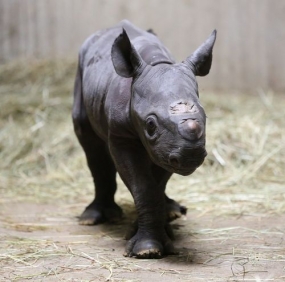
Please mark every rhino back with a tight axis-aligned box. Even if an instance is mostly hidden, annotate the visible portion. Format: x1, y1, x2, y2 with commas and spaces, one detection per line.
79, 20, 174, 141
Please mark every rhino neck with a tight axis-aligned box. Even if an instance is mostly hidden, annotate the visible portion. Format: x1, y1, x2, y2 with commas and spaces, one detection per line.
134, 38, 175, 66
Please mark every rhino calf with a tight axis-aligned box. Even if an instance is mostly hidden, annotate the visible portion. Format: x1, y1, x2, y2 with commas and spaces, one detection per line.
72, 20, 216, 258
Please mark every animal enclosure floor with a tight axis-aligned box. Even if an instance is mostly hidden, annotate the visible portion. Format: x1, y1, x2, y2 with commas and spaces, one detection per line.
1, 202, 285, 282
0, 60, 285, 281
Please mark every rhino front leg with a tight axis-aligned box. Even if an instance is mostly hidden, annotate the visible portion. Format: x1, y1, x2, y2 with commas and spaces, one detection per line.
125, 167, 186, 241
124, 182, 175, 258
109, 138, 176, 258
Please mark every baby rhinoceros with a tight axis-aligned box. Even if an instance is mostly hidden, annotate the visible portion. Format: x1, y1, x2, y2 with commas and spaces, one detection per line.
72, 20, 216, 259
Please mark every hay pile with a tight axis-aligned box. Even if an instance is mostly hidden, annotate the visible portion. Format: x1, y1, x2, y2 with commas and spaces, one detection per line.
0, 60, 82, 204
0, 59, 284, 211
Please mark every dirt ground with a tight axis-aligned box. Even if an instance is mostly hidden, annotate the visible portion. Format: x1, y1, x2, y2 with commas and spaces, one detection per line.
0, 61, 285, 281
1, 180, 285, 281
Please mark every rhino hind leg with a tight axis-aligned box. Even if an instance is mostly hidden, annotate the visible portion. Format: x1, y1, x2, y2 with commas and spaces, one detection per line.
73, 118, 122, 225
165, 195, 187, 222
72, 65, 122, 225
151, 165, 187, 221
79, 201, 122, 225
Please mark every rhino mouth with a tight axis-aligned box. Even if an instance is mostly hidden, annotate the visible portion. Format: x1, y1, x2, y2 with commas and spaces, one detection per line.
162, 164, 197, 176
160, 148, 207, 176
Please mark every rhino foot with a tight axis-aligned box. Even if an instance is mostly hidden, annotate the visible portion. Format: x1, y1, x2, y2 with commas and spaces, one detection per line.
124, 231, 177, 259
166, 198, 187, 222
125, 221, 174, 240
79, 202, 123, 225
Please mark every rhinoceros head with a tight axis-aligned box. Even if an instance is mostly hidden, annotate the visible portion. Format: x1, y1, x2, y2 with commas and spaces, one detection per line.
111, 29, 216, 176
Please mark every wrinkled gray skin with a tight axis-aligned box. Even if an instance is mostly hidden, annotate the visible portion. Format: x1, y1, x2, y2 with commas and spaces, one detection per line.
72, 20, 216, 259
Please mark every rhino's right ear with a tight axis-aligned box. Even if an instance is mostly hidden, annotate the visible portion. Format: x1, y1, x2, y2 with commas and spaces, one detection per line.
111, 29, 146, 78
183, 30, 217, 76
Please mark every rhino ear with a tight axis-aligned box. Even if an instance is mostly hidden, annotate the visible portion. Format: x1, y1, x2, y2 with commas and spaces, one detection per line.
111, 29, 146, 78
184, 30, 217, 76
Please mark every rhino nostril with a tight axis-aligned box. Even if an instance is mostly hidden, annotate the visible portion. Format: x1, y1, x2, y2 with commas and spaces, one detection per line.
169, 154, 180, 168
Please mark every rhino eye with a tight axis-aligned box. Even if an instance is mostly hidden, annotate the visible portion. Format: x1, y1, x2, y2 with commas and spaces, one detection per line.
145, 116, 157, 137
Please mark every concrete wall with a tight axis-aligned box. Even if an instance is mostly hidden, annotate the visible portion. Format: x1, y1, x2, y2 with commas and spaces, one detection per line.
0, 0, 284, 91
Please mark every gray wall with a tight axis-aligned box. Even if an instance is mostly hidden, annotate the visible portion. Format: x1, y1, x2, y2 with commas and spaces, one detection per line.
0, 0, 284, 92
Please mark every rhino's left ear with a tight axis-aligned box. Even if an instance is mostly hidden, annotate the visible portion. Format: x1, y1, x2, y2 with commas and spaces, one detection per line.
183, 30, 217, 76
111, 29, 146, 78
